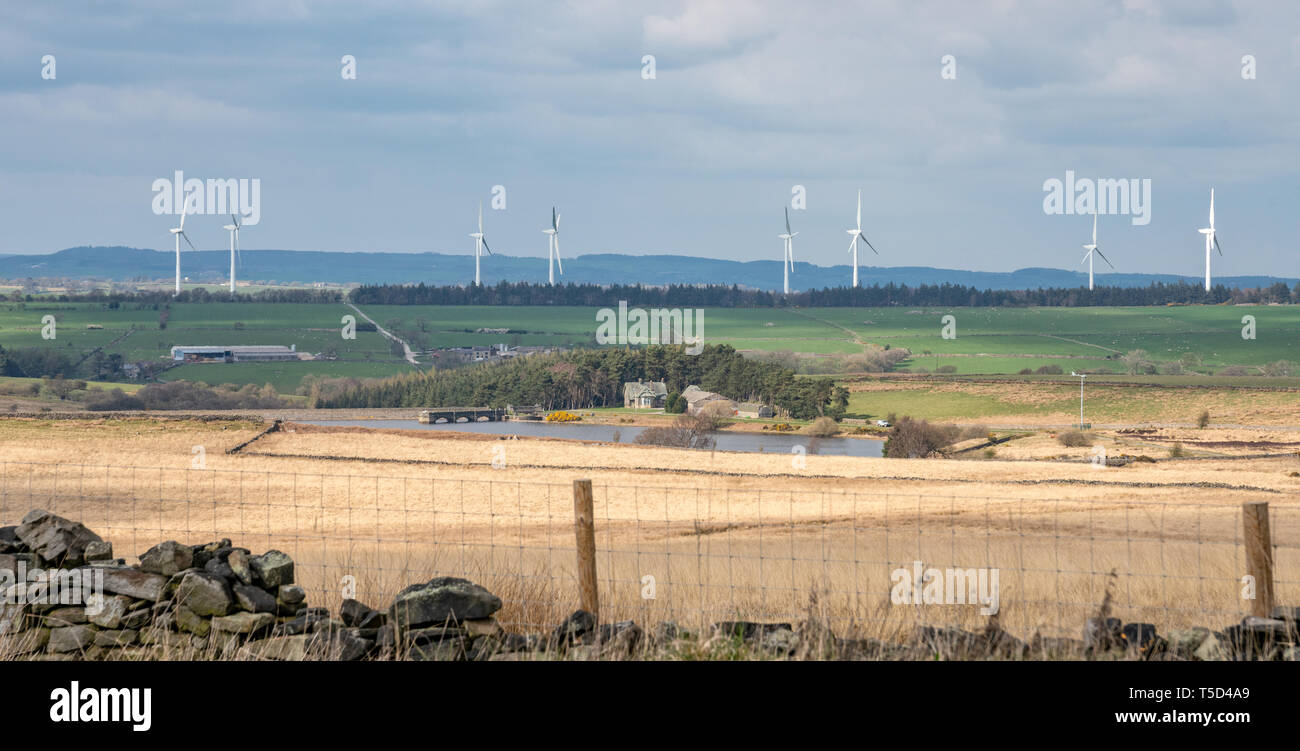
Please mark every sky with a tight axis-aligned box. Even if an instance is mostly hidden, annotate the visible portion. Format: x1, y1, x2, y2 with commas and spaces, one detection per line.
1, 0, 1298, 278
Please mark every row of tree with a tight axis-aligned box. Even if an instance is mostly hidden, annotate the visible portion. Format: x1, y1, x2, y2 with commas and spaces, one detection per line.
315, 344, 849, 420
347, 280, 1300, 308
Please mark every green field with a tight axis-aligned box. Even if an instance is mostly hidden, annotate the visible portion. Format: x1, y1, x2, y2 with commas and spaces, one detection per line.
2, 301, 1298, 390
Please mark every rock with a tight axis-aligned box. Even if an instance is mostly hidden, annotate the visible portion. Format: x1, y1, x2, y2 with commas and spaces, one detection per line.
405, 625, 468, 644
278, 584, 307, 606
98, 567, 169, 602
12, 626, 51, 653
389, 577, 502, 628
651, 621, 680, 646
712, 621, 793, 643
120, 607, 152, 630
0, 552, 37, 575
211, 611, 275, 635
249, 550, 294, 589
226, 549, 254, 586
43, 606, 88, 626
233, 583, 277, 614
175, 606, 211, 637
1083, 617, 1123, 651
138, 541, 193, 576
83, 541, 113, 562
1193, 632, 1229, 661
597, 620, 643, 657
93, 629, 138, 648
409, 637, 465, 662
175, 571, 233, 616
553, 610, 597, 644
340, 598, 382, 627
464, 618, 503, 638
277, 612, 331, 636
0, 526, 18, 544
244, 634, 311, 661
15, 510, 102, 567
309, 628, 372, 661
139, 627, 177, 646
48, 625, 97, 652
1121, 622, 1160, 654
189, 539, 232, 569
85, 594, 132, 629
203, 558, 235, 580
1165, 627, 1210, 656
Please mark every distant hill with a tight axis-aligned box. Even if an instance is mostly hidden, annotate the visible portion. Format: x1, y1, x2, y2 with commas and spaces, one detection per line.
1, 246, 1295, 291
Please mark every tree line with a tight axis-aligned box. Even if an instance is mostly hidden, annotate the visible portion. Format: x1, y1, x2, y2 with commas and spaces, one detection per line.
347, 280, 1300, 308
315, 344, 849, 420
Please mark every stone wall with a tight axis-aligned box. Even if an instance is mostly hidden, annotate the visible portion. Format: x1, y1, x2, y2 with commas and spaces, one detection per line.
3, 509, 1297, 661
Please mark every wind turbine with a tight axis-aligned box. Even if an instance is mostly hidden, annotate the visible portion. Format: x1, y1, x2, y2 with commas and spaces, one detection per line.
1198, 188, 1222, 292
221, 214, 244, 294
845, 189, 878, 287
542, 206, 563, 285
169, 195, 195, 296
778, 207, 797, 295
1080, 209, 1112, 291
469, 202, 492, 286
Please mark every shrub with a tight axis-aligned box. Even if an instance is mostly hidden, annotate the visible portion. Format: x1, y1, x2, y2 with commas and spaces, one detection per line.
1169, 443, 1185, 458
1035, 365, 1063, 375
545, 410, 581, 423
1056, 430, 1092, 447
634, 415, 714, 449
664, 392, 686, 414
84, 388, 146, 411
1018, 368, 1033, 375
936, 365, 957, 374
802, 417, 840, 437
883, 417, 960, 458
693, 401, 734, 431
1197, 410, 1210, 429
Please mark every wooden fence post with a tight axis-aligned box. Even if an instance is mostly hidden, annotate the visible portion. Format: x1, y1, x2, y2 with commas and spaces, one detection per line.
573, 478, 599, 621
1242, 502, 1274, 618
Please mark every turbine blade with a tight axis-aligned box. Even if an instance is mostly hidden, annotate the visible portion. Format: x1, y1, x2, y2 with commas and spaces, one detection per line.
861, 234, 878, 254
180, 231, 195, 251
552, 206, 558, 231
784, 207, 791, 235
555, 237, 563, 274
856, 189, 861, 230
1095, 248, 1114, 269
482, 236, 491, 255
1214, 235, 1223, 255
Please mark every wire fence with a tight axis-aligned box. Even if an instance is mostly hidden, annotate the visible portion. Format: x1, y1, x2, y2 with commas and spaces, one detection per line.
2, 460, 1294, 641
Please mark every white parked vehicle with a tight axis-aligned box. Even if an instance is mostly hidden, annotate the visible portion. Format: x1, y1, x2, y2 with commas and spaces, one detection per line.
875, 419, 891, 428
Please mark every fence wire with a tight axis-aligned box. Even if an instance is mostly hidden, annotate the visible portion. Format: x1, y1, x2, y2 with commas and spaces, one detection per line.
1, 461, 1293, 642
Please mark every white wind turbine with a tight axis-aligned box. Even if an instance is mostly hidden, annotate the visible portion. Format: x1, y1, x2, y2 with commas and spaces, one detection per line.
469, 202, 492, 286
169, 195, 196, 296
542, 206, 563, 285
221, 214, 244, 294
1198, 188, 1222, 292
1080, 209, 1112, 291
778, 207, 797, 295
845, 189, 878, 287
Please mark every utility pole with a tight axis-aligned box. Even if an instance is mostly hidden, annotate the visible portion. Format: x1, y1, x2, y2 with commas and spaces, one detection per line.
1070, 371, 1086, 429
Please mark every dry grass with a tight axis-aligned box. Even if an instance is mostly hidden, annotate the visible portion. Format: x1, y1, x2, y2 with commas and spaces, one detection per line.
1, 416, 1298, 647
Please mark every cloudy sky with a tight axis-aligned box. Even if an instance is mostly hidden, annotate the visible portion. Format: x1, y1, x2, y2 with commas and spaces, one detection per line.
1, 0, 1297, 277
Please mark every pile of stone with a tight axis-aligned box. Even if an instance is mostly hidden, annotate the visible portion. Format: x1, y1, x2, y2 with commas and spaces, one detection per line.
0, 509, 329, 660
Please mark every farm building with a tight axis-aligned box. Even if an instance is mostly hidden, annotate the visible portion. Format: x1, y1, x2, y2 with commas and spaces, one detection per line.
623, 380, 668, 409
735, 402, 775, 419
170, 345, 299, 363
681, 385, 735, 415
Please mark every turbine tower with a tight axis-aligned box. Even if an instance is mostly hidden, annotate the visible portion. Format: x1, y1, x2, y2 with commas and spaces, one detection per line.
469, 202, 492, 286
1197, 189, 1222, 292
1080, 209, 1112, 291
845, 189, 878, 287
221, 214, 243, 294
543, 207, 563, 285
169, 195, 195, 296
777, 207, 798, 295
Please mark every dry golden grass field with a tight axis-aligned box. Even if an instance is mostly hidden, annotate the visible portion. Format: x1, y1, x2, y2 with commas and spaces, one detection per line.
2, 414, 1297, 644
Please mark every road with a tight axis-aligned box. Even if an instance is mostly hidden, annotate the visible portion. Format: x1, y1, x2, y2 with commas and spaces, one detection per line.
346, 303, 419, 366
